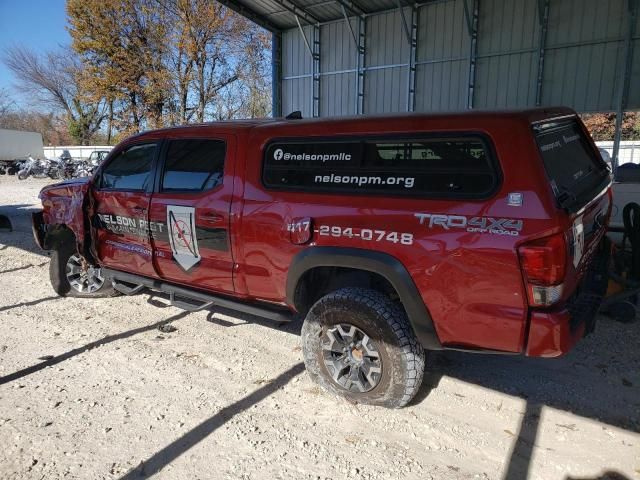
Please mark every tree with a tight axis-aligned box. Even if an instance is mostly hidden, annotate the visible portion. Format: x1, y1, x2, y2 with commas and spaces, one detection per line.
0, 88, 15, 117
68, 0, 175, 132
236, 28, 271, 119
581, 112, 640, 141
2, 46, 106, 144
67, 0, 271, 130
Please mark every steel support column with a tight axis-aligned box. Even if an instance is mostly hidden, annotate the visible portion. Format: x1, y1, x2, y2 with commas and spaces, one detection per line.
613, 0, 638, 171
294, 13, 320, 118
271, 32, 283, 117
465, 0, 479, 109
356, 16, 366, 114
407, 5, 418, 112
535, 0, 550, 106
312, 25, 321, 117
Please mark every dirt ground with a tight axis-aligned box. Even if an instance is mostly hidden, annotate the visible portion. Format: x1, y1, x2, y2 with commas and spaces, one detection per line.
0, 175, 638, 480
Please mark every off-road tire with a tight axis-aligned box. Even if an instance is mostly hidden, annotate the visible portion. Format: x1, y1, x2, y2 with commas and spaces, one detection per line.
301, 287, 425, 408
50, 242, 117, 298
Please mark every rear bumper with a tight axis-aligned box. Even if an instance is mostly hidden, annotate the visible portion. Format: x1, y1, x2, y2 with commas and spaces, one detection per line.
525, 237, 610, 357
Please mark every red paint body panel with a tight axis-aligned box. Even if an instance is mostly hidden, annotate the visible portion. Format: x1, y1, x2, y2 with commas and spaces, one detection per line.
526, 310, 585, 357
147, 133, 237, 294
38, 178, 91, 251
35, 108, 612, 357
92, 189, 157, 278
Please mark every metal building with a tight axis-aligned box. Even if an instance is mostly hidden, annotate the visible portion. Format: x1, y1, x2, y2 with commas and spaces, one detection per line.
219, 0, 639, 164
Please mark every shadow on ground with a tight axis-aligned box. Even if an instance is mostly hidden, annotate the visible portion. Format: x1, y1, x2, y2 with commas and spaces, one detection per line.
0, 310, 190, 386
0, 203, 48, 257
1, 271, 636, 479
0, 295, 61, 313
118, 363, 305, 480
203, 304, 638, 480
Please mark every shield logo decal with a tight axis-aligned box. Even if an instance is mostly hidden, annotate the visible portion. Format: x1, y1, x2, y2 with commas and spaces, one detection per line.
167, 205, 201, 271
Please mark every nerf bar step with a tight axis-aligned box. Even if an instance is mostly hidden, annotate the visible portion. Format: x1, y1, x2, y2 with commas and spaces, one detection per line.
104, 268, 295, 323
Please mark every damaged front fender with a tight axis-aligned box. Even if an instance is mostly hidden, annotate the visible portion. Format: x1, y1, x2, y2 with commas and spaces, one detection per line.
36, 177, 92, 252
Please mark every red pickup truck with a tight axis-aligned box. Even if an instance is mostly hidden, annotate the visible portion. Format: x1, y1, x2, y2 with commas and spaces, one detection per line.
33, 108, 612, 407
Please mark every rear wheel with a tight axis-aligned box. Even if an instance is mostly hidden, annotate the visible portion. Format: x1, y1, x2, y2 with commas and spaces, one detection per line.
301, 287, 425, 408
50, 242, 116, 298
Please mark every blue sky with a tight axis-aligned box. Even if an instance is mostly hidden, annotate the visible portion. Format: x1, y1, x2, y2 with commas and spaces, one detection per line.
0, 0, 69, 106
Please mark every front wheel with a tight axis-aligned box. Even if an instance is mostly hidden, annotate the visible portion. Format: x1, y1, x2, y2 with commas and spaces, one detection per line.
301, 288, 425, 408
49, 243, 117, 298
17, 169, 29, 180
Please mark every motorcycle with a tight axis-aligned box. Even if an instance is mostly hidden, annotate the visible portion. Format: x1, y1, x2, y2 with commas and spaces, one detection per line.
17, 156, 69, 180
72, 160, 94, 178
17, 156, 46, 180
50, 151, 80, 179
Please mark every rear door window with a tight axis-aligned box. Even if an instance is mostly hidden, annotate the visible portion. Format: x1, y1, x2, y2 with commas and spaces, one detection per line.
263, 135, 498, 198
161, 139, 226, 192
534, 119, 609, 209
100, 143, 156, 191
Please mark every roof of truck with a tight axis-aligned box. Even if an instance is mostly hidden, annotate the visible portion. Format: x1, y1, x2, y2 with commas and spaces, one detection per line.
126, 107, 576, 143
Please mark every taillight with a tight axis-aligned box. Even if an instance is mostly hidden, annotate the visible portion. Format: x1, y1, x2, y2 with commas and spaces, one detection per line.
518, 233, 567, 307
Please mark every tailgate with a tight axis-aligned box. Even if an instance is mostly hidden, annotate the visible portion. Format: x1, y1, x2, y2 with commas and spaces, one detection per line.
533, 116, 612, 285
568, 188, 610, 279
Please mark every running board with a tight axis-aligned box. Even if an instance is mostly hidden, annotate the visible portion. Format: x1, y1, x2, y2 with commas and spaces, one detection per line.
169, 292, 213, 312
112, 279, 145, 296
103, 268, 295, 323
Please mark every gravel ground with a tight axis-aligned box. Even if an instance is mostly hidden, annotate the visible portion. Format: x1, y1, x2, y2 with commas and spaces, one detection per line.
0, 175, 638, 480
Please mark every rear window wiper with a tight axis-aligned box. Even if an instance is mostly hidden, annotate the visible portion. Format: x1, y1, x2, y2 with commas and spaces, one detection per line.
555, 184, 578, 209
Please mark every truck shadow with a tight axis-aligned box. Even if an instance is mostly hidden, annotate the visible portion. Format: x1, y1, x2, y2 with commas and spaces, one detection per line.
418, 338, 638, 433
414, 319, 638, 480
200, 304, 639, 435
199, 304, 638, 480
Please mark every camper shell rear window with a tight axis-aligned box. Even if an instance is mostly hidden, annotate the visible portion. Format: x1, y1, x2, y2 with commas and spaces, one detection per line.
262, 134, 500, 199
534, 119, 610, 211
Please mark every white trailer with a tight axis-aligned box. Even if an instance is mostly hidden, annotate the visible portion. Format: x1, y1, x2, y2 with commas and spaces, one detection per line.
0, 129, 45, 174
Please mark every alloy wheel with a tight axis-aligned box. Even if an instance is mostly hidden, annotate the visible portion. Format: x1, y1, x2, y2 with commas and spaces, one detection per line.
321, 323, 382, 393
65, 254, 105, 294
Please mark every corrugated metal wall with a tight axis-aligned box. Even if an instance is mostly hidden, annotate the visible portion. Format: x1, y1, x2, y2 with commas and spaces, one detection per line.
282, 24, 314, 117
280, 0, 638, 117
474, 0, 539, 108
416, 0, 469, 111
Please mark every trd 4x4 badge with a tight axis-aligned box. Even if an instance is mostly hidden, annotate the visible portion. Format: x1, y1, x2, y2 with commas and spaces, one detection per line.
168, 205, 201, 270
415, 213, 523, 236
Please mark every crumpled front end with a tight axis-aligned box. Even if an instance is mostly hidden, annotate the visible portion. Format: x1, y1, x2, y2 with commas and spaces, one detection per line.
32, 178, 91, 251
